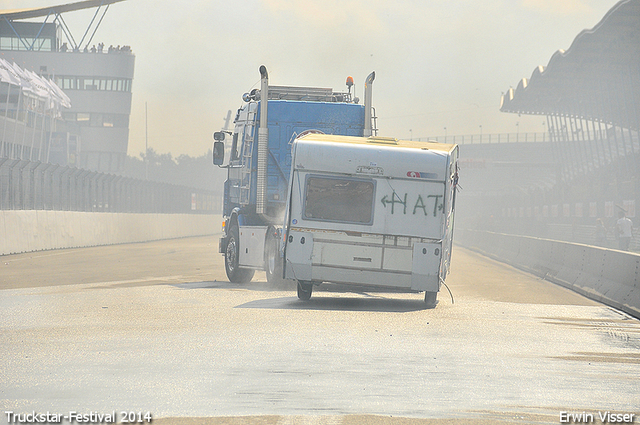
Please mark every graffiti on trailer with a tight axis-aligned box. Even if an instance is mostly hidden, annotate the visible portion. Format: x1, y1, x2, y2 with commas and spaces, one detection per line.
380, 191, 444, 216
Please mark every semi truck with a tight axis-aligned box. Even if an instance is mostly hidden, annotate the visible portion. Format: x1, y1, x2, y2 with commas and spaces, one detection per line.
213, 66, 458, 307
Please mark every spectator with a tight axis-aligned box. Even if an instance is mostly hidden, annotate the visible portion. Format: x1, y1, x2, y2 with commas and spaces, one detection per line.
616, 211, 633, 251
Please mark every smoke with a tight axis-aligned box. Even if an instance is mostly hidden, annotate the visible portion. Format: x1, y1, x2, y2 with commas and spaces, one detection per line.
1, 0, 619, 156
521, 0, 595, 15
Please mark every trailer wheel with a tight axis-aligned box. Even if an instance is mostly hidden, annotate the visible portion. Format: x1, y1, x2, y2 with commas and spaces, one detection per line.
225, 224, 255, 283
265, 234, 283, 285
297, 281, 313, 301
424, 291, 438, 308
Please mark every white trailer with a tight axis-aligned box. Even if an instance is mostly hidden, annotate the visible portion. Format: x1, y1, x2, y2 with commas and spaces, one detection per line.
283, 133, 459, 307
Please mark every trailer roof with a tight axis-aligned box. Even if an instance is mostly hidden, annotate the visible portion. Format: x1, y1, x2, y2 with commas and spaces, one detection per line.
298, 133, 458, 153
294, 134, 457, 181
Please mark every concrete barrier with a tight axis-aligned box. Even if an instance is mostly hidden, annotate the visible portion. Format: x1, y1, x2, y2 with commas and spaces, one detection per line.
0, 210, 219, 256
457, 229, 640, 319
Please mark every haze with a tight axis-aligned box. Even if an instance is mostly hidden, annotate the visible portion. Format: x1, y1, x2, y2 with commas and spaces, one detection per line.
2, 0, 619, 157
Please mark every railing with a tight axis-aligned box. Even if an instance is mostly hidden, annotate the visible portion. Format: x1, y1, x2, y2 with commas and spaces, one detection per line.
0, 158, 220, 213
417, 132, 550, 144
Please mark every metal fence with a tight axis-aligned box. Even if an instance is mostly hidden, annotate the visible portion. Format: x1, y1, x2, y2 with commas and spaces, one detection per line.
418, 132, 550, 145
0, 158, 220, 213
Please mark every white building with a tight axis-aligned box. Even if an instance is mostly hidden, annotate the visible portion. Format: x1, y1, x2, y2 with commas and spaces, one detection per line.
0, 0, 134, 172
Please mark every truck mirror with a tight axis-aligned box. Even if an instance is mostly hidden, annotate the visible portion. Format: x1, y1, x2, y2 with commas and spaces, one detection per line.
213, 141, 225, 165
213, 131, 226, 141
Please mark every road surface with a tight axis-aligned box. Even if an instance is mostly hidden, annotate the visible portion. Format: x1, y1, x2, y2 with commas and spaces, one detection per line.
1, 236, 639, 424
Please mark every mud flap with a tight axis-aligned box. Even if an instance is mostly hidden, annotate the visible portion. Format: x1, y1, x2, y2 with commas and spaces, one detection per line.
411, 242, 442, 292
284, 231, 314, 281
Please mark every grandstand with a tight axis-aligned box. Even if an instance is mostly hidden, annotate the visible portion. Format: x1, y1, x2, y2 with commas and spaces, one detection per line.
0, 0, 133, 173
458, 0, 640, 249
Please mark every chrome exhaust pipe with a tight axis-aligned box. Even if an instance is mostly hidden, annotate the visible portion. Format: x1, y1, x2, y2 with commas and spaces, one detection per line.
257, 65, 269, 215
363, 71, 375, 137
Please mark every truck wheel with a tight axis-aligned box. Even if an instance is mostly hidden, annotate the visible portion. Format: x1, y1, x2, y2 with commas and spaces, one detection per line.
265, 234, 283, 285
424, 291, 438, 308
225, 224, 255, 283
297, 281, 313, 301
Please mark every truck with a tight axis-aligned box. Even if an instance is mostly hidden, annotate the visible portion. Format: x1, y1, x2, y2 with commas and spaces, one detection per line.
213, 65, 458, 307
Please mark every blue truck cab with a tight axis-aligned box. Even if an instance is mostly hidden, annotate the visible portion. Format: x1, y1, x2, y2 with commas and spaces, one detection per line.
214, 66, 376, 283
224, 99, 365, 220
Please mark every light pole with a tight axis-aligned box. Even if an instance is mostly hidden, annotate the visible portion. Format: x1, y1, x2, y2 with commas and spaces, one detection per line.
410, 129, 413, 141
145, 101, 148, 180
479, 125, 483, 143
444, 127, 447, 143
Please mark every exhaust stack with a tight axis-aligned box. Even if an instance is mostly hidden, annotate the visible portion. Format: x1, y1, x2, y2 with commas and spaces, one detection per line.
363, 71, 375, 137
256, 65, 269, 215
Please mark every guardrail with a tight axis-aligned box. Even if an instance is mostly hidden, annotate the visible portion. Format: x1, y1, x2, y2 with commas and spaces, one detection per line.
0, 210, 219, 255
456, 229, 640, 319
0, 158, 220, 213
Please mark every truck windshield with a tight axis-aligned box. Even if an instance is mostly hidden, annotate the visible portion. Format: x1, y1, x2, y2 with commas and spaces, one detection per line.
303, 176, 375, 225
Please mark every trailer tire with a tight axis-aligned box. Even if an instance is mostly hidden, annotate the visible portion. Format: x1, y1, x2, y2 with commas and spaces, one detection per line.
424, 291, 438, 308
265, 234, 283, 285
297, 281, 313, 301
225, 224, 255, 283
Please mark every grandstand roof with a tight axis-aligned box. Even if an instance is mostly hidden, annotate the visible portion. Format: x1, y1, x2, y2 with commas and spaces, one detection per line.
0, 0, 125, 21
500, 0, 640, 130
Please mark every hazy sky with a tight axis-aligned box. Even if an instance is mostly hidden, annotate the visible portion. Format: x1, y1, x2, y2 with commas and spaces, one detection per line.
3, 0, 621, 157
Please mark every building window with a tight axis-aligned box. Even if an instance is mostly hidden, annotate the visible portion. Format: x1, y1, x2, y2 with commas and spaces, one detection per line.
0, 36, 52, 51
68, 112, 129, 128
54, 76, 132, 93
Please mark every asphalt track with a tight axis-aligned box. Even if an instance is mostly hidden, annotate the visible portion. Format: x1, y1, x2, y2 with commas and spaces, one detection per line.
1, 236, 639, 424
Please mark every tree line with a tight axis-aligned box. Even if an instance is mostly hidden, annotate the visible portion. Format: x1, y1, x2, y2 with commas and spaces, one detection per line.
123, 149, 226, 193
